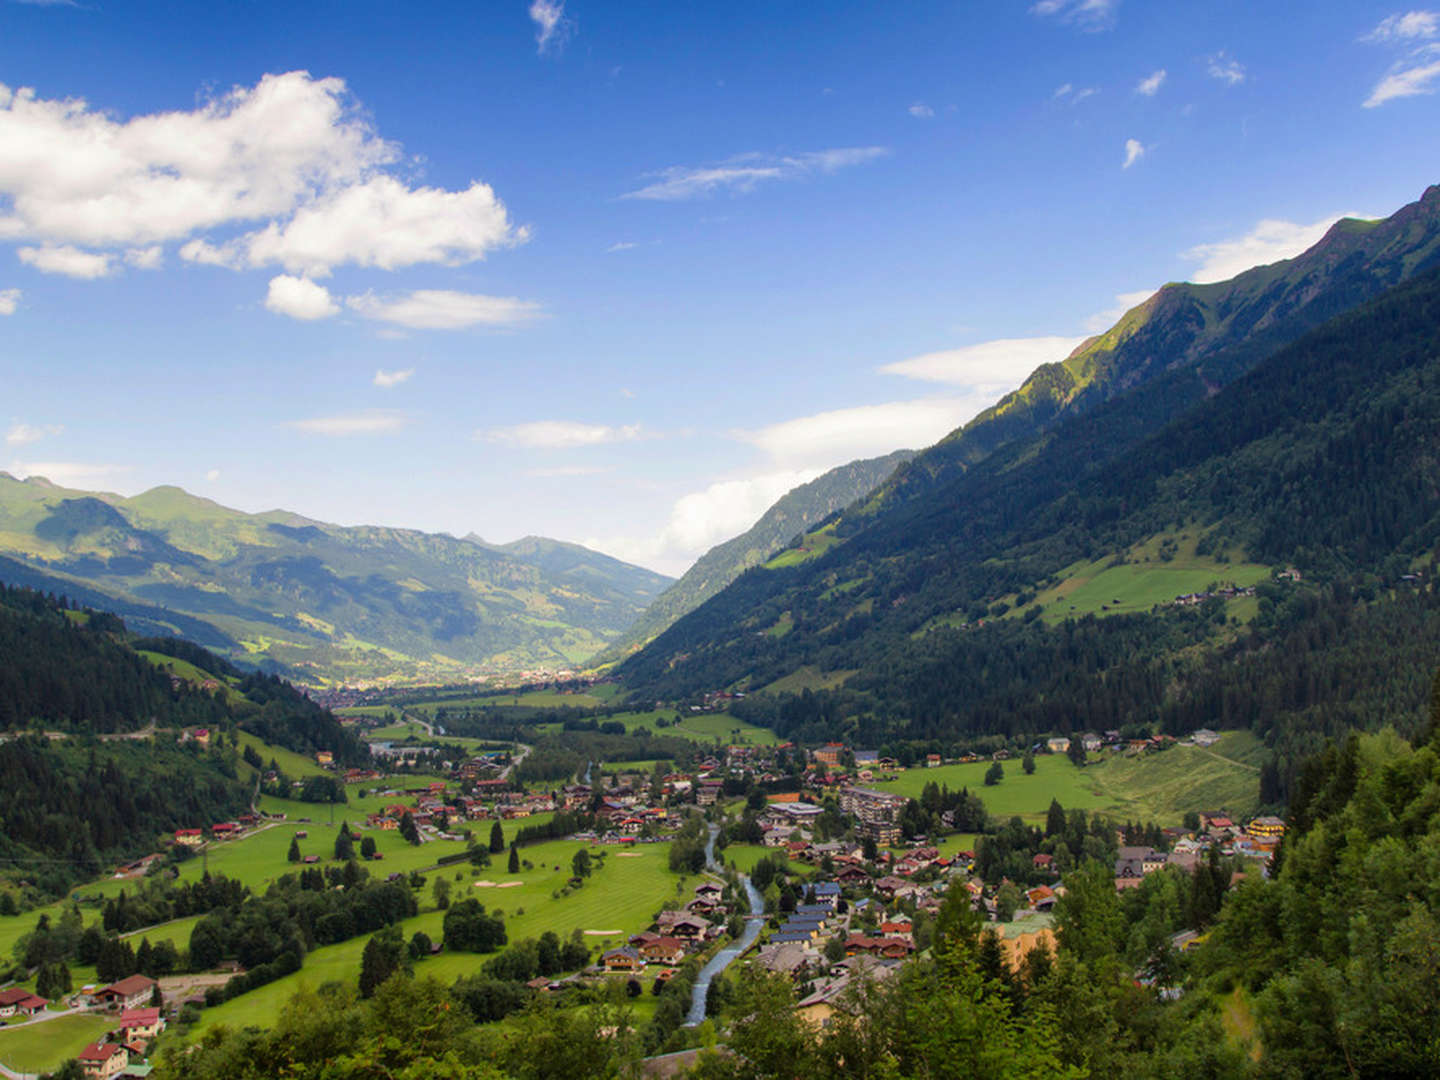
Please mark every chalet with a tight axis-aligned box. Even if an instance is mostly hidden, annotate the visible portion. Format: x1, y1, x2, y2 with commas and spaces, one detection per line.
1191, 728, 1221, 747
173, 829, 204, 847
116, 1007, 165, 1041
695, 883, 724, 900
0, 988, 47, 1016
756, 941, 812, 976
1081, 733, 1103, 752
879, 919, 913, 938
695, 780, 724, 807
639, 937, 687, 964
659, 915, 712, 940
1032, 853, 1054, 871
210, 822, 238, 836
1247, 815, 1286, 840
94, 975, 157, 1012
925, 753, 942, 768
1026, 885, 1057, 911
835, 865, 870, 887
1046, 737, 1071, 754
601, 946, 644, 973
78, 1042, 128, 1079
811, 882, 842, 906
315, 751, 334, 766
875, 875, 910, 899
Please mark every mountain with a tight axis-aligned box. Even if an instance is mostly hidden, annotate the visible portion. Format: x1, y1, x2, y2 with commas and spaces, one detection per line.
619, 187, 1440, 791
0, 478, 672, 685
593, 450, 914, 666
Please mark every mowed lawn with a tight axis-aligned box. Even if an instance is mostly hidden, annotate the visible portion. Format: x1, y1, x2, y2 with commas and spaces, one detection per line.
0, 1013, 115, 1074
190, 839, 687, 1035
1087, 733, 1263, 822
868, 755, 1127, 824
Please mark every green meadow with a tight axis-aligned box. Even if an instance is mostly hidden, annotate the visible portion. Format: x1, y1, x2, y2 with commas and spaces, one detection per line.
190, 838, 688, 1034
0, 1013, 116, 1074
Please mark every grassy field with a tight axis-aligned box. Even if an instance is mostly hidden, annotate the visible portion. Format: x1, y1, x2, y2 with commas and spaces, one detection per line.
189, 838, 687, 1034
719, 844, 777, 874
865, 745, 1260, 827
237, 731, 330, 780
764, 524, 841, 569
533, 710, 780, 749
754, 666, 857, 695
0, 1012, 115, 1074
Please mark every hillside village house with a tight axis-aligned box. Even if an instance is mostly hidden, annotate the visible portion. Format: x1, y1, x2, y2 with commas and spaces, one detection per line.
0, 987, 47, 1016
77, 1041, 128, 1079
1046, 736, 1071, 754
602, 946, 644, 973
117, 1006, 165, 1041
94, 974, 157, 1012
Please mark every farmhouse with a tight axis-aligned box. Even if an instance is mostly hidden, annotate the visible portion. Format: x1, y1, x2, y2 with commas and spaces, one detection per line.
94, 974, 157, 1012
639, 937, 687, 964
173, 828, 204, 847
1046, 737, 1071, 754
116, 1006, 165, 1041
602, 946, 644, 973
77, 1041, 128, 1079
0, 987, 47, 1016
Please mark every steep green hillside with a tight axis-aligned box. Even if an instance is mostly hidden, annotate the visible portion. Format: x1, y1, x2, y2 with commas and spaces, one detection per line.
594, 450, 912, 664
621, 235, 1440, 799
0, 479, 671, 685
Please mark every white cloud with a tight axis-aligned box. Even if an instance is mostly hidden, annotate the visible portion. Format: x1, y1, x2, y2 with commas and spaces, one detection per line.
1083, 289, 1157, 332
205, 468, 221, 482
523, 465, 610, 478
5, 421, 63, 446
586, 468, 822, 576
908, 102, 935, 118
264, 274, 338, 321
286, 410, 408, 436
735, 399, 988, 471
1363, 11, 1439, 43
347, 289, 541, 330
0, 288, 18, 315
621, 147, 889, 201
1122, 138, 1145, 169
373, 368, 414, 388
1136, 69, 1167, 96
529, 0, 573, 55
0, 72, 526, 277
1365, 52, 1440, 105
8, 461, 131, 488
124, 246, 163, 269
17, 244, 112, 278
1051, 83, 1098, 103
1031, 0, 1119, 31
606, 241, 638, 253
483, 420, 643, 449
1181, 212, 1362, 283
1207, 51, 1246, 85
1053, 83, 1074, 98
879, 337, 1087, 386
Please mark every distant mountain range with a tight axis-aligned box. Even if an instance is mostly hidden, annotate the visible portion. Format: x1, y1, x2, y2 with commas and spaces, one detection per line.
592, 450, 915, 666
0, 478, 671, 685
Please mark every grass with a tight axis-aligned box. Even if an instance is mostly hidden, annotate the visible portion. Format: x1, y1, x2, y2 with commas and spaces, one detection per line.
764, 524, 841, 569
868, 755, 1126, 824
1219, 986, 1263, 1061
719, 844, 776, 874
755, 666, 857, 695
237, 731, 330, 780
0, 1012, 115, 1073
189, 838, 688, 1035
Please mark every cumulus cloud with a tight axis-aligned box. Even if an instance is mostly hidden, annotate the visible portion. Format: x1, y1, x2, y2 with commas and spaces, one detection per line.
621, 147, 889, 201
17, 244, 112, 278
264, 274, 338, 320
1207, 51, 1246, 85
586, 468, 823, 576
6, 421, 63, 446
483, 420, 643, 449
0, 71, 526, 277
908, 102, 935, 118
1363, 15, 1440, 106
0, 288, 18, 315
373, 368, 414, 388
879, 337, 1087, 386
1182, 212, 1362, 283
529, 0, 573, 55
1030, 0, 1119, 32
1122, 138, 1145, 169
1136, 69, 1167, 96
8, 460, 130, 488
286, 410, 408, 436
347, 290, 541, 330
124, 246, 163, 269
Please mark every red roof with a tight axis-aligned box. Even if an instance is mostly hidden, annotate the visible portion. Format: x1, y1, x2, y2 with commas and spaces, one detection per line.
100, 974, 155, 998
174, 828, 202, 837
78, 1042, 124, 1063
0, 988, 30, 1007
118, 1007, 161, 1026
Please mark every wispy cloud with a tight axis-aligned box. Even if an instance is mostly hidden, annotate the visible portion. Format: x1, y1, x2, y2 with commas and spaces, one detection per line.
1363, 12, 1440, 106
1207, 51, 1246, 85
1052, 83, 1098, 104
606, 241, 639, 253
17, 244, 112, 278
0, 289, 18, 315
733, 399, 982, 471
6, 421, 63, 446
523, 465, 611, 478
529, 0, 573, 55
621, 147, 889, 202
880, 337, 1087, 386
1136, 69, 1167, 96
287, 410, 409, 436
908, 102, 935, 118
1182, 212, 1364, 283
373, 368, 414, 389
1122, 138, 1145, 169
8, 461, 130, 487
483, 420, 643, 449
347, 290, 541, 330
1031, 0, 1119, 32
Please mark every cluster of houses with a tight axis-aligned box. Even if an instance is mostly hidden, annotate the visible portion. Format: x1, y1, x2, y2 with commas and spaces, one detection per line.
1113, 813, 1287, 889
0, 975, 163, 1079
592, 882, 733, 982
172, 813, 261, 848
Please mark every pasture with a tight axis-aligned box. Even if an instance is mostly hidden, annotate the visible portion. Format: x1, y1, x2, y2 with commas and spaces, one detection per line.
0, 1013, 114, 1074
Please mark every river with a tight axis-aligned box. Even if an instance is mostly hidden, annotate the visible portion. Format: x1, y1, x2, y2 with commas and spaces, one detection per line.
684, 824, 765, 1026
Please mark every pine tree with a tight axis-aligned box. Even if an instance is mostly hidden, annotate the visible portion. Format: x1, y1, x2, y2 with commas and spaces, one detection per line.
334, 822, 355, 861
287, 835, 301, 863
507, 843, 520, 874
489, 820, 505, 853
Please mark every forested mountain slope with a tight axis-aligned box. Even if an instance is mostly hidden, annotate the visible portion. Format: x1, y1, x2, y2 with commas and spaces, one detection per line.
0, 478, 672, 685
621, 259, 1440, 797
594, 450, 914, 665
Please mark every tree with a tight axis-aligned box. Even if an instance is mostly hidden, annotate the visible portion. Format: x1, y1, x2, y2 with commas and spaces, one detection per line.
571, 849, 592, 879
287, 835, 301, 863
995, 882, 1022, 922
490, 820, 505, 853
398, 812, 420, 846
1022, 749, 1036, 775
1067, 739, 1088, 767
36, 961, 71, 1000
984, 761, 1004, 786
1045, 798, 1067, 838
432, 876, 451, 910
508, 843, 520, 874
358, 926, 409, 998
334, 822, 355, 861
442, 899, 507, 953
360, 835, 377, 859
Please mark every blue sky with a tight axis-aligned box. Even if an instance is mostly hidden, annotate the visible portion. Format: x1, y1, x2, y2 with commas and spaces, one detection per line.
2, 1, 1439, 575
